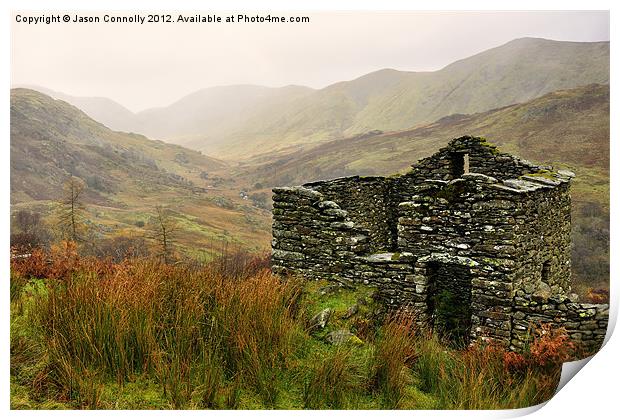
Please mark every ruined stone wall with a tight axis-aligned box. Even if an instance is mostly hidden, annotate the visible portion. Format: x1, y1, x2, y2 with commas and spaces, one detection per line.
511, 183, 572, 300
396, 174, 521, 344
393, 136, 544, 202
305, 176, 396, 252
511, 297, 608, 354
271, 186, 368, 281
350, 253, 418, 309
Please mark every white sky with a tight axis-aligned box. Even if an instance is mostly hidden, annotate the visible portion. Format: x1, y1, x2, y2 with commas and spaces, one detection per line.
11, 10, 609, 112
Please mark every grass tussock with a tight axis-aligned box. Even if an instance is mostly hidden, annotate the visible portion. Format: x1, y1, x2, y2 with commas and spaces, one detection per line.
302, 347, 364, 409
370, 313, 418, 408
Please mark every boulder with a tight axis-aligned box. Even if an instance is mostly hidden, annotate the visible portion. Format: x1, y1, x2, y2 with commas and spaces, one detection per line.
309, 308, 333, 331
325, 329, 363, 345
341, 304, 359, 319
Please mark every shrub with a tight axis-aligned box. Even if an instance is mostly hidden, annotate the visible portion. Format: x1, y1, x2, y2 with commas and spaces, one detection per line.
11, 232, 43, 254
414, 328, 571, 409
210, 245, 271, 280
586, 287, 609, 303
88, 235, 150, 262
10, 210, 50, 252
11, 241, 81, 281
525, 324, 576, 370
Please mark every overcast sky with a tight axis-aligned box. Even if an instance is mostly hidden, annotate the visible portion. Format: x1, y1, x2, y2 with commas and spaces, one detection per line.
11, 10, 609, 112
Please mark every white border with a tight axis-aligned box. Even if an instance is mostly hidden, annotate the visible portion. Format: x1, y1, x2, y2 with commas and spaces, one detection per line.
2, 1, 616, 419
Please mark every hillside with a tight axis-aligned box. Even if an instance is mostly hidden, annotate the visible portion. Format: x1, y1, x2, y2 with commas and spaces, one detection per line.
133, 84, 315, 142
217, 38, 608, 159
36, 38, 608, 160
14, 85, 139, 133
246, 84, 609, 194
10, 88, 270, 255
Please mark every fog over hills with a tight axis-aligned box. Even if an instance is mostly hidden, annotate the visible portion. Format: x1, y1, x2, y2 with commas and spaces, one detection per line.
20, 38, 609, 161
244, 84, 609, 194
14, 85, 138, 133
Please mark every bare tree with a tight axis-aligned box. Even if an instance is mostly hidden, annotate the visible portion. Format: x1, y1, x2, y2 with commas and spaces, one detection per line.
149, 205, 178, 264
57, 176, 87, 242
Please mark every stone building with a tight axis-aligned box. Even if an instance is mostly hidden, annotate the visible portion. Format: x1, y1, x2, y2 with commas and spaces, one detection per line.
271, 136, 608, 353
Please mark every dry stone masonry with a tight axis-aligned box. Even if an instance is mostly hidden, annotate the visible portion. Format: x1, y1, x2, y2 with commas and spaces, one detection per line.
271, 136, 608, 354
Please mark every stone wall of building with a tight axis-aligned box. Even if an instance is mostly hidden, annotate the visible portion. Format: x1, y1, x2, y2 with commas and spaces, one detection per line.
512, 183, 572, 299
305, 176, 396, 252
512, 296, 609, 353
392, 136, 547, 203
397, 175, 519, 344
271, 186, 367, 281
270, 136, 607, 356
349, 252, 418, 310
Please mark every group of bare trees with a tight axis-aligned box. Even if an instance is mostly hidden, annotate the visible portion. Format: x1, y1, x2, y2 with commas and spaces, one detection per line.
10, 209, 50, 253
11, 175, 179, 263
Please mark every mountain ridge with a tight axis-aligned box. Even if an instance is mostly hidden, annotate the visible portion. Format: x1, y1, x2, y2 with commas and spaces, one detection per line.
16, 37, 609, 161
242, 83, 609, 201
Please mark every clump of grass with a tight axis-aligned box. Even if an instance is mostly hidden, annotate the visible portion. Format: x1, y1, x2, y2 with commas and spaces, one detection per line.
47, 343, 104, 409
370, 313, 418, 408
414, 332, 455, 395
414, 327, 571, 409
211, 271, 302, 406
302, 347, 363, 409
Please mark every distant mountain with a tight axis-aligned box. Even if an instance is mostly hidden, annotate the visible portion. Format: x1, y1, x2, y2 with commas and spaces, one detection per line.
132, 84, 315, 142
246, 83, 609, 209
14, 85, 138, 133
212, 37, 608, 159
10, 88, 227, 204
24, 38, 609, 161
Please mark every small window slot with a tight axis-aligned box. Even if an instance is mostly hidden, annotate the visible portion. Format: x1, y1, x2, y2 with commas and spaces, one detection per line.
542, 260, 551, 283
450, 153, 467, 177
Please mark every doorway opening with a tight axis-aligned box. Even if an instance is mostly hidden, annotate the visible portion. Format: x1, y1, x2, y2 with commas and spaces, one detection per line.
426, 262, 473, 347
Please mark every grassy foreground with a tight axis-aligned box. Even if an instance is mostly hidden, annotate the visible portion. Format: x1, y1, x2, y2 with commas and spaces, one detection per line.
10, 243, 572, 409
